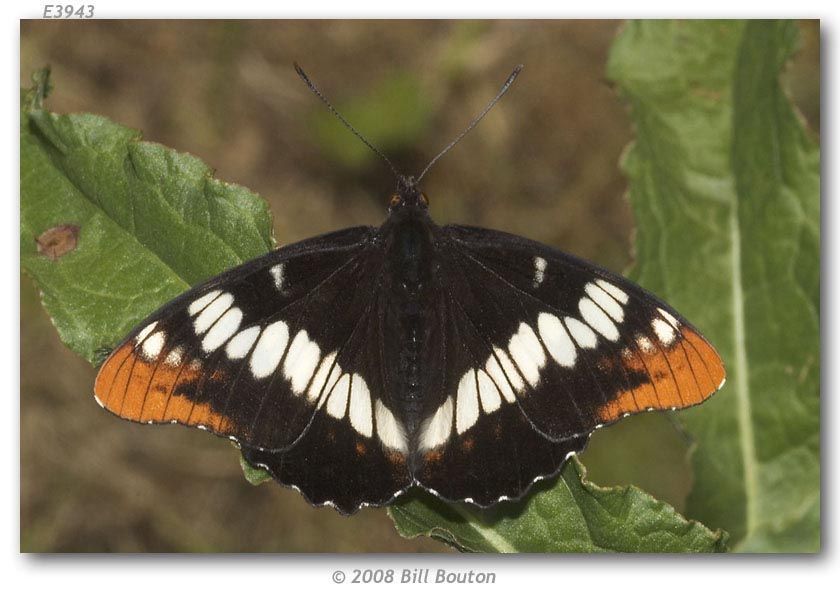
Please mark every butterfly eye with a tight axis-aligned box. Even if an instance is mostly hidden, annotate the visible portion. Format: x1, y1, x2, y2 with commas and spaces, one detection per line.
419, 193, 429, 207
389, 194, 401, 208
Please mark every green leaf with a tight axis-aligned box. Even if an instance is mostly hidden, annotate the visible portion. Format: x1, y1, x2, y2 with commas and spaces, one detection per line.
239, 454, 274, 486
607, 20, 820, 552
389, 458, 727, 553
20, 74, 273, 363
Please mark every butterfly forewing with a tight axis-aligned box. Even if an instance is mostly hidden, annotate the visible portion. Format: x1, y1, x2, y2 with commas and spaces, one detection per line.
439, 225, 726, 441
94, 226, 384, 451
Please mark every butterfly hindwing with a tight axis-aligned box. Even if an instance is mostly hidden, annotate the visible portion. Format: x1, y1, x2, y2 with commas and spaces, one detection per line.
412, 286, 589, 505
241, 292, 414, 513
94, 226, 385, 451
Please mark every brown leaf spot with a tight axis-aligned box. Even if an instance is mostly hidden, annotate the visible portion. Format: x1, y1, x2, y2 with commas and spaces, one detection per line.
36, 224, 80, 260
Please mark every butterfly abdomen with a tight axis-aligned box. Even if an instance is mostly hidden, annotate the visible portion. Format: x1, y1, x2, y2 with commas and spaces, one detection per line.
381, 210, 441, 435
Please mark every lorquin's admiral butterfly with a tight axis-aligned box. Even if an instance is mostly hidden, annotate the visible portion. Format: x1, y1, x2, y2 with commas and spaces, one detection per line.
94, 65, 725, 515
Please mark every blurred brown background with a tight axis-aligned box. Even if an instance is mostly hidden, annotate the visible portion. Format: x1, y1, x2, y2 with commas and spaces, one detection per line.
20, 20, 819, 552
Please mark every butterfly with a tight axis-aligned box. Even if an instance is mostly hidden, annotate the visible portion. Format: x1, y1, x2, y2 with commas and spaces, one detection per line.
94, 65, 725, 515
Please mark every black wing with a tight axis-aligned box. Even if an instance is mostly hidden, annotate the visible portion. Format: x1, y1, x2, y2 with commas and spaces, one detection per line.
241, 289, 414, 513
96, 226, 414, 513
408, 225, 724, 505
436, 225, 725, 440
97, 227, 378, 450
411, 282, 589, 506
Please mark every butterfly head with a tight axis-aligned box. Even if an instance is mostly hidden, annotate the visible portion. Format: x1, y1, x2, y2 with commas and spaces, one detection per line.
389, 175, 429, 213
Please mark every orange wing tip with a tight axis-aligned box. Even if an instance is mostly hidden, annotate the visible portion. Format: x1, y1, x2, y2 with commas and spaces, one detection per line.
597, 325, 726, 423
93, 343, 134, 414
93, 340, 233, 436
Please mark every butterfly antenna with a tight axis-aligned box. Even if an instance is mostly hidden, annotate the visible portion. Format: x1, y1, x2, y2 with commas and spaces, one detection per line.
294, 62, 404, 182
415, 64, 524, 184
